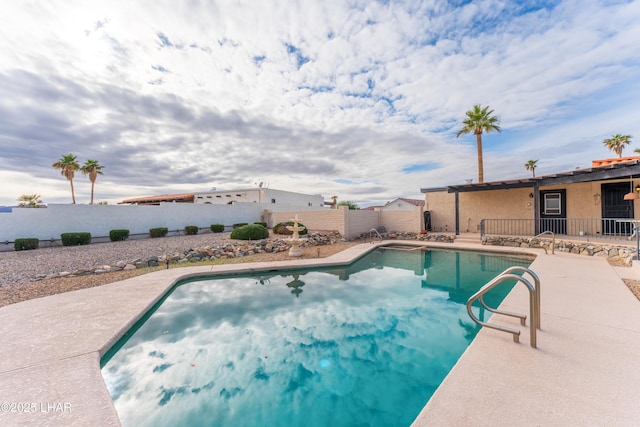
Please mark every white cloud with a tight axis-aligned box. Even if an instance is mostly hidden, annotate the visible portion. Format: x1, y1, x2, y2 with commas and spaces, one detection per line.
0, 0, 639, 207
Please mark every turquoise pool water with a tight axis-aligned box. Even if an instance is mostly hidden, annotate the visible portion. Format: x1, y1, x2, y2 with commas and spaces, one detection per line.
101, 248, 532, 426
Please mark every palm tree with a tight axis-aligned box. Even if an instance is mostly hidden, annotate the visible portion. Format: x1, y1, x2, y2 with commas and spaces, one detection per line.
81, 159, 105, 204
525, 159, 539, 177
602, 134, 633, 158
456, 104, 501, 183
337, 200, 360, 210
17, 193, 43, 208
52, 154, 80, 204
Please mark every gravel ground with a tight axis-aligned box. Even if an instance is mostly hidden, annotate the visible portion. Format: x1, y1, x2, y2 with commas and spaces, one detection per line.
623, 279, 640, 300
0, 233, 359, 307
0, 233, 239, 288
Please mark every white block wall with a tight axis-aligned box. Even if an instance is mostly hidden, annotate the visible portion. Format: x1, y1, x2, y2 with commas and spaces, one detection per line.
0, 203, 424, 243
0, 203, 313, 242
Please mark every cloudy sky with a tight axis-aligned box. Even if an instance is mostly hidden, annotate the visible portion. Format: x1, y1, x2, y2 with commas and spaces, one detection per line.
1, 0, 639, 207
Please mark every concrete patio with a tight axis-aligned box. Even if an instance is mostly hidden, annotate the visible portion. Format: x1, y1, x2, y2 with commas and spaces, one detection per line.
0, 241, 639, 426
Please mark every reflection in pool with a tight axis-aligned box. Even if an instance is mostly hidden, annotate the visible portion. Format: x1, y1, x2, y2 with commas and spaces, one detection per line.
101, 248, 532, 427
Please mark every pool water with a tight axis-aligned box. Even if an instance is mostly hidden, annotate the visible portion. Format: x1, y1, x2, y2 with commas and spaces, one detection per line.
101, 248, 532, 427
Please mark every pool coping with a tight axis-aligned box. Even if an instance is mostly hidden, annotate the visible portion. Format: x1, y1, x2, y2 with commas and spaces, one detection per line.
1, 241, 639, 426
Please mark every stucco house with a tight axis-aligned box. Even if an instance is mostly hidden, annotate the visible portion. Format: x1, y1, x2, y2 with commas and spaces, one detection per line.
121, 187, 325, 208
383, 198, 425, 211
421, 156, 640, 239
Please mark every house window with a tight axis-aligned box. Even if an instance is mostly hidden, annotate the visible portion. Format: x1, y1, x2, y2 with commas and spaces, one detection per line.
544, 193, 561, 215
308, 202, 312, 206
271, 199, 276, 204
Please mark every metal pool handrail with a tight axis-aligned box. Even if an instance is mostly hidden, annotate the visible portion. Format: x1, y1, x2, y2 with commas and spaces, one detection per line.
529, 230, 555, 254
466, 267, 540, 348
501, 266, 541, 329
369, 228, 383, 243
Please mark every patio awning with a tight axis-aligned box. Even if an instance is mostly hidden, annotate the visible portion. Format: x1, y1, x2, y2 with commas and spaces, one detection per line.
421, 159, 640, 194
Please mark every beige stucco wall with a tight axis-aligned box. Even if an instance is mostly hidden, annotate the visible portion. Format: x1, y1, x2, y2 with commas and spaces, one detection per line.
346, 210, 381, 238
542, 180, 640, 219
424, 189, 533, 233
423, 178, 640, 235
424, 191, 456, 232
268, 205, 422, 239
268, 208, 348, 236
380, 206, 423, 232
459, 188, 534, 233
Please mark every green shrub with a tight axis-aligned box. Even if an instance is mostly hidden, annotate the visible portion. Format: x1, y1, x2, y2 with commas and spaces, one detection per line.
184, 225, 199, 235
14, 238, 39, 251
150, 227, 169, 238
233, 222, 249, 229
61, 232, 92, 246
230, 224, 269, 240
210, 224, 225, 233
253, 221, 268, 228
109, 229, 130, 241
273, 221, 308, 236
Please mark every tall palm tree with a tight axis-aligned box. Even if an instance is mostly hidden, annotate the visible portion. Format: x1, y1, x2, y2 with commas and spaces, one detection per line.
525, 159, 539, 177
17, 193, 43, 208
52, 154, 80, 204
456, 104, 501, 183
81, 159, 105, 204
602, 134, 633, 158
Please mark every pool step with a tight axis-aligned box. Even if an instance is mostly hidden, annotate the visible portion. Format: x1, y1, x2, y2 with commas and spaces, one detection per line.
454, 234, 482, 244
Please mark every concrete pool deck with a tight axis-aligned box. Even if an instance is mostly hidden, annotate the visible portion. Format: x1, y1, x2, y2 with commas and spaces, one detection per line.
1, 241, 639, 426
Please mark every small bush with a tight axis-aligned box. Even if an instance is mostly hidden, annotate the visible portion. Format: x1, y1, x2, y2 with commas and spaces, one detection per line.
61, 232, 92, 246
273, 221, 308, 236
184, 225, 199, 235
109, 229, 130, 241
210, 224, 225, 233
14, 238, 39, 251
253, 221, 268, 228
233, 222, 249, 229
150, 227, 169, 238
230, 224, 269, 240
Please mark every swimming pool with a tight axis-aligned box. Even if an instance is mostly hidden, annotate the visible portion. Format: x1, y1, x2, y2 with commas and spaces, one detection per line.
101, 247, 532, 426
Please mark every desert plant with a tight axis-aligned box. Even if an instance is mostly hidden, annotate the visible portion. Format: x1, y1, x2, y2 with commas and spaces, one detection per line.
525, 159, 539, 177
14, 238, 39, 251
254, 221, 268, 227
233, 222, 249, 229
210, 224, 225, 233
81, 159, 105, 204
61, 232, 92, 246
273, 221, 308, 235
109, 229, 130, 241
338, 201, 360, 210
230, 224, 269, 240
603, 134, 633, 158
456, 104, 501, 183
17, 194, 44, 208
150, 227, 169, 238
184, 225, 199, 235
52, 154, 80, 204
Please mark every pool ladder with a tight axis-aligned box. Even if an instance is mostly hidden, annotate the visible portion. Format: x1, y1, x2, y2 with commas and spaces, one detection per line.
529, 231, 555, 255
466, 266, 541, 348
368, 228, 383, 243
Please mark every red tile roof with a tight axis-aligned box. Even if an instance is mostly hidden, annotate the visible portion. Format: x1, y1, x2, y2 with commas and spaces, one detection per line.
592, 156, 640, 167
